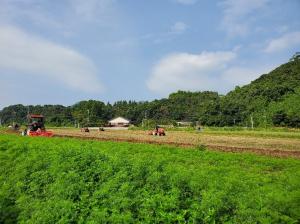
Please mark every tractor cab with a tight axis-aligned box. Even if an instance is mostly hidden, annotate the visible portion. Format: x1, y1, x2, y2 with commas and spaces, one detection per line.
23, 114, 53, 137
28, 114, 45, 131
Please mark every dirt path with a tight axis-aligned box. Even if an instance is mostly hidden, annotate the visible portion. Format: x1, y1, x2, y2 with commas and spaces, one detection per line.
52, 129, 300, 159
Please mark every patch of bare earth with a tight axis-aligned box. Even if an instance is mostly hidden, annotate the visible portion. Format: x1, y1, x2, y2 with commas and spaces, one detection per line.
51, 129, 300, 159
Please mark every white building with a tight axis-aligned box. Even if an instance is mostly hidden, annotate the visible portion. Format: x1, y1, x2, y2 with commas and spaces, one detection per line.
108, 117, 130, 127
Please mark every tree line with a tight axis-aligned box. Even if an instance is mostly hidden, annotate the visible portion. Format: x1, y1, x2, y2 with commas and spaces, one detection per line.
1, 58, 299, 128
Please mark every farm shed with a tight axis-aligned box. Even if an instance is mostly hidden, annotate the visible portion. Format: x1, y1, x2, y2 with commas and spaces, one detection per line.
108, 117, 130, 127
177, 121, 193, 127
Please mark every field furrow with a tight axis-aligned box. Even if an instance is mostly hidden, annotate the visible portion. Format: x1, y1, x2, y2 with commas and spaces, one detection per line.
51, 129, 300, 158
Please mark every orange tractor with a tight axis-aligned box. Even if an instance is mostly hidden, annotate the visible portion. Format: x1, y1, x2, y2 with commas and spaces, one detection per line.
22, 114, 53, 137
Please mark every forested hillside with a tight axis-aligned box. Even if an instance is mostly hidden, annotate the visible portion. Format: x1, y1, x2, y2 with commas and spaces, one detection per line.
1, 58, 299, 127
219, 58, 300, 127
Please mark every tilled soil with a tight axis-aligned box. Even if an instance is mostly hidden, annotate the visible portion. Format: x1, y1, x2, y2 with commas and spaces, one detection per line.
52, 129, 300, 159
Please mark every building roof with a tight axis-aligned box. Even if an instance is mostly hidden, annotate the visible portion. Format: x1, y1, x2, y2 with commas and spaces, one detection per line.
109, 117, 130, 123
29, 114, 44, 118
177, 121, 192, 124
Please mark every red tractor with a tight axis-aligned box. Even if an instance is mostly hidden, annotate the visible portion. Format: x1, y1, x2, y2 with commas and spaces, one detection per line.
148, 126, 166, 136
22, 114, 53, 137
81, 127, 90, 132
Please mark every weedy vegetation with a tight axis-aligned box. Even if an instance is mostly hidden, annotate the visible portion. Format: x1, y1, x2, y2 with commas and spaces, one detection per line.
0, 134, 300, 223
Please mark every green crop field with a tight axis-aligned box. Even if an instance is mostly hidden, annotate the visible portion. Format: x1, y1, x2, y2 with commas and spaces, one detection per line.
1, 134, 300, 223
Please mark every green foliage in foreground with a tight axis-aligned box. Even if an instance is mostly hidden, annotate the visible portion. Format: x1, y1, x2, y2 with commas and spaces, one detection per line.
0, 135, 300, 223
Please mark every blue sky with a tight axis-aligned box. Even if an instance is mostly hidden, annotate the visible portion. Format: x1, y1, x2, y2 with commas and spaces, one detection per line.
0, 0, 300, 108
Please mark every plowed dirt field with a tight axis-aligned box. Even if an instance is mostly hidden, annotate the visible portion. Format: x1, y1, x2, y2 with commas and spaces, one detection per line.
52, 129, 300, 158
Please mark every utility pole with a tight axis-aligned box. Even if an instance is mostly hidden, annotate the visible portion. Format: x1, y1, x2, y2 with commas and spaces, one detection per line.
263, 110, 267, 129
250, 115, 254, 129
143, 111, 147, 128
87, 109, 90, 124
12, 111, 16, 126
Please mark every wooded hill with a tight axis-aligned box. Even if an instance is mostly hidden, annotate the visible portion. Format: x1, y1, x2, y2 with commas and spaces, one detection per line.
1, 57, 299, 128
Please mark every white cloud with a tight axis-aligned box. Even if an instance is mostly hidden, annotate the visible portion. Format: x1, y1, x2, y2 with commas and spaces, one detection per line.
68, 0, 116, 22
0, 0, 117, 33
147, 51, 274, 95
220, 0, 270, 37
0, 25, 104, 93
0, 1, 61, 29
114, 21, 188, 47
264, 31, 300, 53
170, 22, 187, 34
221, 66, 272, 87
175, 0, 198, 5
147, 51, 236, 94
276, 25, 289, 34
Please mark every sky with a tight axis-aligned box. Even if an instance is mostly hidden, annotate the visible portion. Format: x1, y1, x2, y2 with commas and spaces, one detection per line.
0, 0, 300, 109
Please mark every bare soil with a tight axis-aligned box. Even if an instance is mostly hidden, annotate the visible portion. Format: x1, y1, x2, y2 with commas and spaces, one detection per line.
52, 129, 300, 159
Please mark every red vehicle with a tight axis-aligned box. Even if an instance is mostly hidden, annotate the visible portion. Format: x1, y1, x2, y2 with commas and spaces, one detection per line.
81, 127, 90, 132
148, 127, 166, 136
23, 114, 53, 137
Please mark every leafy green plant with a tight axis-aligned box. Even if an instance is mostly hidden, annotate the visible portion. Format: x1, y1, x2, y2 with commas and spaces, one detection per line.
0, 134, 300, 223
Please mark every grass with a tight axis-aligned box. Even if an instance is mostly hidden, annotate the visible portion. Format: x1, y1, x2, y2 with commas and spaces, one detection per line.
0, 134, 300, 223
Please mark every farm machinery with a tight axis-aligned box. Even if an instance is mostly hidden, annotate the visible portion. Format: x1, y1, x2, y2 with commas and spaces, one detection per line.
81, 127, 90, 132
148, 126, 166, 136
22, 114, 53, 137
